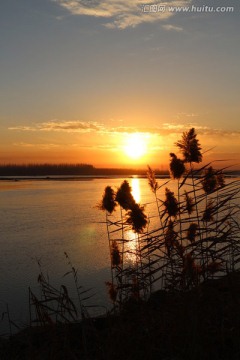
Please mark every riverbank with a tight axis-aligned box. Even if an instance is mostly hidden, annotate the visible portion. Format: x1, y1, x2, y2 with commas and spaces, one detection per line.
1, 271, 240, 360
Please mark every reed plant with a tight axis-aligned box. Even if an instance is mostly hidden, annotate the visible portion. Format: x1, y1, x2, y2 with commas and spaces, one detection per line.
28, 257, 96, 327
97, 136, 240, 358
28, 256, 100, 359
99, 128, 240, 304
98, 180, 149, 307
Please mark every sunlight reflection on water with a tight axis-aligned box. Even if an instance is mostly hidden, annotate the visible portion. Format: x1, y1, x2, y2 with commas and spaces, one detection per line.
124, 230, 138, 263
131, 177, 141, 203
123, 178, 141, 263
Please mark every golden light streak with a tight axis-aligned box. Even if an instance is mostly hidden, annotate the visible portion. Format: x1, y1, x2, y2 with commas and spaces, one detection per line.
131, 177, 141, 203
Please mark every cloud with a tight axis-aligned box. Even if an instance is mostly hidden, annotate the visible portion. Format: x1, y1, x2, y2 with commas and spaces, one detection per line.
9, 120, 161, 135
176, 112, 199, 119
162, 24, 183, 31
40, 120, 102, 132
8, 120, 240, 139
52, 0, 192, 29
161, 123, 211, 132
9, 126, 37, 131
9, 121, 103, 133
13, 142, 60, 149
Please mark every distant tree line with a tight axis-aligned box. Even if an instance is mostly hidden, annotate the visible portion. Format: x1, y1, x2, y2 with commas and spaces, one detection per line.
0, 163, 95, 176
0, 163, 170, 177
1, 163, 236, 177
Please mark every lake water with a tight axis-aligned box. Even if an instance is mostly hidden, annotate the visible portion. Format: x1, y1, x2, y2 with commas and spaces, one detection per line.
0, 176, 239, 335
0, 176, 163, 334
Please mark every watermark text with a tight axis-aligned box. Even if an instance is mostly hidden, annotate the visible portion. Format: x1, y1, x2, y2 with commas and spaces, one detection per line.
141, 4, 234, 13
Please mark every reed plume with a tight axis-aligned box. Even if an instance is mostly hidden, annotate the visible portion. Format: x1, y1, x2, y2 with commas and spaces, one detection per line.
147, 165, 159, 192
99, 186, 117, 213
169, 153, 185, 179
126, 203, 148, 234
163, 188, 179, 218
175, 127, 202, 164
201, 166, 218, 193
116, 180, 135, 210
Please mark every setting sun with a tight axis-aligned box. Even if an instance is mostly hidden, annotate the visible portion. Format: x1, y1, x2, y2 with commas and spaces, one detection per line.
124, 133, 147, 159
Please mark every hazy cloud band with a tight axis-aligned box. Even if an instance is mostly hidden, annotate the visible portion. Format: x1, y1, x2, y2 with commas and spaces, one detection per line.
52, 0, 192, 29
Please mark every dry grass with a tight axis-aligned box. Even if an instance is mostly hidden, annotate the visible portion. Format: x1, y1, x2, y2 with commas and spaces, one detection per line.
2, 272, 240, 359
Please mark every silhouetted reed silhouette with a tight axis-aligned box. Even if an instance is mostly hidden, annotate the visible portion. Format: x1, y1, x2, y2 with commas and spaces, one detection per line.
99, 128, 240, 306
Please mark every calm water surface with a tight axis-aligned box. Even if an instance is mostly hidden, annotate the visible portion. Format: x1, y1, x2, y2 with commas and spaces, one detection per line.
0, 176, 239, 334
0, 177, 162, 333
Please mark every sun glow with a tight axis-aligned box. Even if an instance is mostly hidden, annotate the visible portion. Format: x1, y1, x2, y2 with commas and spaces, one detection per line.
124, 133, 147, 160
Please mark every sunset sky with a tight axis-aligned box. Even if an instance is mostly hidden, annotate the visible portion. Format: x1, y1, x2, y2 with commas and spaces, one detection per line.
0, 0, 239, 169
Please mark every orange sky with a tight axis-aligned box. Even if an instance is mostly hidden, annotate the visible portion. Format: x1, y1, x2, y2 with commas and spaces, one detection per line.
1, 122, 239, 170
0, 1, 239, 170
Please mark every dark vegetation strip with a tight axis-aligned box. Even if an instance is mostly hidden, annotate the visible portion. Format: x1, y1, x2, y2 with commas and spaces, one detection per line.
0, 163, 239, 177
0, 163, 169, 177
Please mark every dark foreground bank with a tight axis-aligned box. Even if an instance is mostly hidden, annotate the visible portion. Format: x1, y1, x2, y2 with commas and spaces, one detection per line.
1, 272, 240, 360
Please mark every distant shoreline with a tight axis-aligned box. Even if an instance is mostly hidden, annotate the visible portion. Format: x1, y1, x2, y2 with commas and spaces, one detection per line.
0, 174, 170, 181
0, 174, 239, 182
0, 164, 158, 177
0, 163, 239, 179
